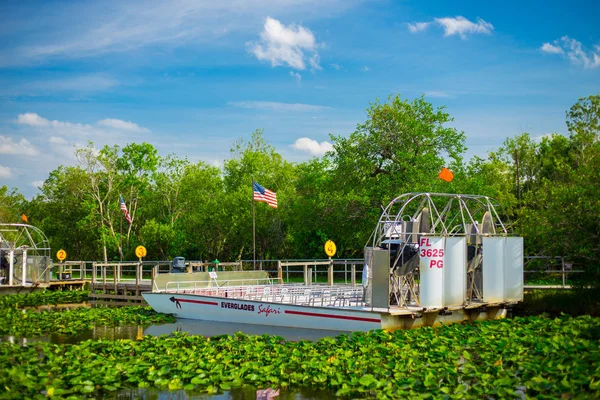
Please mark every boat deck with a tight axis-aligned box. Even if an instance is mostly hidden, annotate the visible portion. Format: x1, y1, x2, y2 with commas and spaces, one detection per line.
157, 277, 511, 318
163, 283, 368, 308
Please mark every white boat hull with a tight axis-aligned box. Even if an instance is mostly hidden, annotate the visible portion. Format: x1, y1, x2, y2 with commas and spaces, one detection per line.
142, 292, 383, 332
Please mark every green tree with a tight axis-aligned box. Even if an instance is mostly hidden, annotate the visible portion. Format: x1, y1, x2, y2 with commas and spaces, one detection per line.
223, 129, 296, 263
323, 94, 467, 255
117, 142, 159, 258
286, 158, 336, 258
511, 95, 600, 286
76, 142, 121, 262
566, 94, 600, 165
28, 167, 99, 260
138, 155, 189, 260
175, 161, 224, 261
0, 186, 26, 223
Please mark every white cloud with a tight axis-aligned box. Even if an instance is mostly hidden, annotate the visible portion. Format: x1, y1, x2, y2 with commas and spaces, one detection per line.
1, 0, 360, 67
434, 16, 493, 39
407, 22, 431, 33
292, 137, 334, 156
330, 63, 341, 70
540, 36, 600, 69
0, 165, 11, 178
0, 136, 40, 156
228, 101, 330, 112
31, 181, 44, 188
17, 113, 150, 137
290, 71, 302, 82
17, 113, 50, 127
361, 66, 370, 72
49, 136, 68, 145
97, 118, 150, 133
309, 54, 321, 71
561, 36, 600, 69
409, 16, 493, 39
424, 91, 453, 98
249, 17, 320, 70
540, 42, 564, 54
17, 113, 93, 130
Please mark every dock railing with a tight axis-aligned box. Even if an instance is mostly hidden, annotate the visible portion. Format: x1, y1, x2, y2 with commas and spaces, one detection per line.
22, 255, 582, 295
523, 256, 583, 289
243, 259, 364, 286
90, 261, 168, 305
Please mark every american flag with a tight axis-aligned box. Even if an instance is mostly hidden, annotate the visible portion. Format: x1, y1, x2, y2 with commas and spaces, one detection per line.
120, 195, 133, 224
253, 182, 277, 208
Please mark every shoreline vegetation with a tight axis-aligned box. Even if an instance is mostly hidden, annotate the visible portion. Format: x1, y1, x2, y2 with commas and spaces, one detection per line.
0, 290, 599, 398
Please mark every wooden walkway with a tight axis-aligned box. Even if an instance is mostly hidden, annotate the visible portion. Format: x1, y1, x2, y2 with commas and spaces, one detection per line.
89, 262, 156, 306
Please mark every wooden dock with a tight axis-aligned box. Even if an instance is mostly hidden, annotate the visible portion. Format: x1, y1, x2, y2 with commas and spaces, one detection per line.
89, 262, 156, 306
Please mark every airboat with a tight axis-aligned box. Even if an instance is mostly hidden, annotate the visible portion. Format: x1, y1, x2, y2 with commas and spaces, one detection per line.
0, 223, 52, 288
142, 193, 524, 332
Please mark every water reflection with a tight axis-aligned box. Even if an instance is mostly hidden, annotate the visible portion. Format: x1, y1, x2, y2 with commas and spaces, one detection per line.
3, 318, 346, 346
144, 319, 346, 341
102, 387, 331, 400
3, 325, 143, 346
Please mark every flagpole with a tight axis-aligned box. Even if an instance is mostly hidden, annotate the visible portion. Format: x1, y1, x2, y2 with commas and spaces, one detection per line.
252, 178, 256, 271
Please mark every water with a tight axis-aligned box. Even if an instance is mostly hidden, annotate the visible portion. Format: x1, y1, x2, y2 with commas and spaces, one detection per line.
144, 319, 346, 341
4, 313, 345, 398
5, 319, 342, 400
4, 325, 144, 346
101, 387, 331, 400
4, 318, 347, 345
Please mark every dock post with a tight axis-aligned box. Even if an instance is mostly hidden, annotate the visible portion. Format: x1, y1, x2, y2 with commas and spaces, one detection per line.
351, 264, 356, 287
102, 262, 107, 294
150, 263, 158, 292
277, 261, 283, 284
344, 260, 348, 285
136, 261, 141, 297
91, 262, 96, 304
151, 265, 157, 292
303, 265, 308, 285
308, 267, 313, 285
113, 264, 118, 295
561, 257, 566, 288
328, 258, 333, 286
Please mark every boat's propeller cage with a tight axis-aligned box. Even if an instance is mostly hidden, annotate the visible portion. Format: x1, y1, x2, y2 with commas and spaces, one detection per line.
0, 223, 52, 286
364, 193, 523, 309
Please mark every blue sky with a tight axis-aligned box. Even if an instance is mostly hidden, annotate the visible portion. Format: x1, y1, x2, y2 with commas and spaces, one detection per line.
1, 0, 599, 198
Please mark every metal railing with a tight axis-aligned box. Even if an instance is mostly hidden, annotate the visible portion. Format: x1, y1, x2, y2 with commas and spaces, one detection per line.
13, 256, 582, 291
523, 256, 583, 289
164, 279, 366, 308
163, 277, 274, 293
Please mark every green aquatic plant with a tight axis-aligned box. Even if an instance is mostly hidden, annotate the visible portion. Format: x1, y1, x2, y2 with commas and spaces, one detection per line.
0, 291, 174, 338
1, 315, 599, 399
0, 290, 90, 309
0, 306, 175, 337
